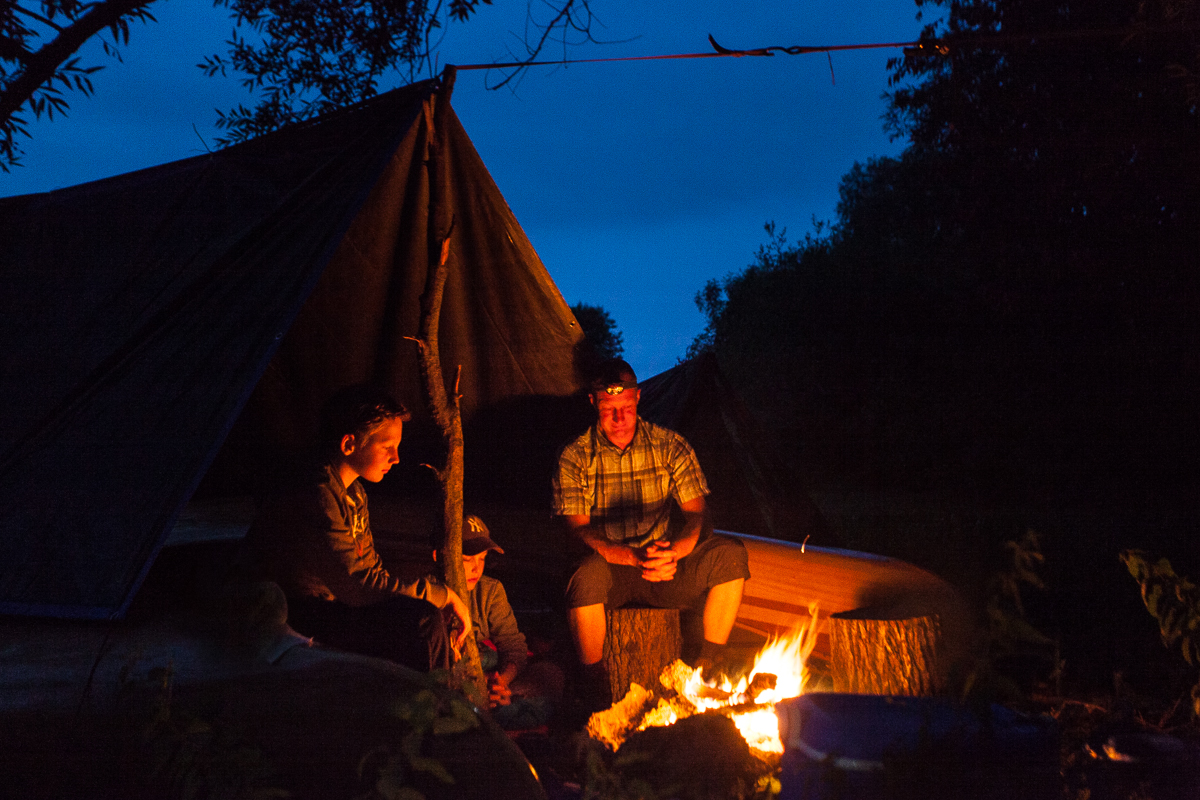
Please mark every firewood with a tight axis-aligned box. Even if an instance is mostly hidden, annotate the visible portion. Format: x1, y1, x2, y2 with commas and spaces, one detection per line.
603, 607, 682, 702
829, 606, 941, 696
586, 682, 652, 750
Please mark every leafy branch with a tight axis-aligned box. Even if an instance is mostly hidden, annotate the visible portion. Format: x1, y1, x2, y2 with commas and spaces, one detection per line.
1120, 549, 1200, 715
0, 0, 156, 171
1, 0, 601, 168
361, 688, 480, 800
138, 663, 289, 800
959, 530, 1057, 702
202, 0, 602, 145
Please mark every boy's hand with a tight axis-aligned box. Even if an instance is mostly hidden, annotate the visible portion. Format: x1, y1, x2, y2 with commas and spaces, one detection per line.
487, 671, 512, 707
443, 589, 472, 653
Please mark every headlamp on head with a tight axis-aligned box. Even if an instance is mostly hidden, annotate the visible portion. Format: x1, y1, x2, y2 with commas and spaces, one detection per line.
588, 358, 639, 396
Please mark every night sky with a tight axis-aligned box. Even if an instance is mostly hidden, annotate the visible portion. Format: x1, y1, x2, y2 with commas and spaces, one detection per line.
2, 0, 931, 377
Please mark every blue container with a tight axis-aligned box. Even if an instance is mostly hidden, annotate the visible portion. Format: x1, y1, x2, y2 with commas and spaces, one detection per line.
776, 693, 1058, 800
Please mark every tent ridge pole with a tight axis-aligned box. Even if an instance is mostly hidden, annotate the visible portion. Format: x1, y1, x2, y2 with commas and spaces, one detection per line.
439, 65, 458, 105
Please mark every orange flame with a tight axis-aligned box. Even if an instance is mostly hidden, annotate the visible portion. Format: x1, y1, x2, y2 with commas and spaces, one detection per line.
676, 602, 821, 755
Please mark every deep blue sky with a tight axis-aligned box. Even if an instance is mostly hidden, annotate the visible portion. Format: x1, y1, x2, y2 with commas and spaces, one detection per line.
3, 1, 929, 377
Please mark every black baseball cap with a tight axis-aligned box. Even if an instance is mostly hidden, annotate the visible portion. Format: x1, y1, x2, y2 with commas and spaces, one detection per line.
462, 514, 504, 556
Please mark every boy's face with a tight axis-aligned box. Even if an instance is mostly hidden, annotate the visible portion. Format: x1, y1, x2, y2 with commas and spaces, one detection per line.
463, 551, 487, 591
340, 417, 404, 483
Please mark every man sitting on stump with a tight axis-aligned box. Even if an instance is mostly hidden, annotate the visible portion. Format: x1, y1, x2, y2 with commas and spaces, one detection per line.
553, 358, 750, 710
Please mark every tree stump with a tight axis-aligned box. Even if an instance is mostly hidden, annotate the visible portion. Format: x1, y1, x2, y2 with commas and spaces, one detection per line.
829, 606, 940, 696
603, 607, 682, 701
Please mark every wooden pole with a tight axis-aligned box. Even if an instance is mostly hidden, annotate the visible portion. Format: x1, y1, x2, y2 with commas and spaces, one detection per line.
410, 65, 485, 701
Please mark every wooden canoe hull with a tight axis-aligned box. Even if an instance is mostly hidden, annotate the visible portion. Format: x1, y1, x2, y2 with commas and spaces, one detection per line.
730, 533, 972, 678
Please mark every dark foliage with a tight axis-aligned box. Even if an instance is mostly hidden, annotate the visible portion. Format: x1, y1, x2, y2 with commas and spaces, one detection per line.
571, 301, 625, 360
691, 0, 1200, 696
694, 0, 1200, 508
198, 0, 461, 144
1122, 550, 1200, 715
0, 0, 156, 171
0, 0, 598, 165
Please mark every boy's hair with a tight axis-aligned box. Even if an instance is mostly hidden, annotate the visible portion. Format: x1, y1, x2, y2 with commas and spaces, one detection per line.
319, 384, 411, 458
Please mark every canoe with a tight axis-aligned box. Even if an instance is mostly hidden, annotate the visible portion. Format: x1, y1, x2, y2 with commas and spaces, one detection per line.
730, 532, 972, 678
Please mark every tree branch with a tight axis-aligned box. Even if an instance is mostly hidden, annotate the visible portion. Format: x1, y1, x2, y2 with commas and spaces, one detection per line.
486, 0, 602, 90
0, 0, 156, 128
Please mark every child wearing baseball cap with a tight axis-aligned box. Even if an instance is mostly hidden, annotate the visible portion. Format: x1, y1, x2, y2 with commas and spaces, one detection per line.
434, 514, 563, 729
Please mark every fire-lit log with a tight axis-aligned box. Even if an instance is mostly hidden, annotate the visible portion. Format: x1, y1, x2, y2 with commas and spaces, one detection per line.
603, 607, 682, 702
829, 606, 940, 696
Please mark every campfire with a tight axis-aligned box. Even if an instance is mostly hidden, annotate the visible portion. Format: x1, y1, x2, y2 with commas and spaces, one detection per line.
587, 603, 821, 758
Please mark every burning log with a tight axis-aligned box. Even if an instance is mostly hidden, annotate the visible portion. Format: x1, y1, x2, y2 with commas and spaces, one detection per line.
585, 682, 653, 751
585, 609, 819, 765
829, 606, 941, 696
603, 607, 682, 703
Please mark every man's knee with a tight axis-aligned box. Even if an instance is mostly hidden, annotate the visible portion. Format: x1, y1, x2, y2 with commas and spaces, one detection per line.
566, 552, 613, 608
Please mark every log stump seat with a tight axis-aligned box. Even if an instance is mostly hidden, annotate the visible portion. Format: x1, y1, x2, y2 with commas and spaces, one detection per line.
603, 607, 683, 701
829, 605, 941, 696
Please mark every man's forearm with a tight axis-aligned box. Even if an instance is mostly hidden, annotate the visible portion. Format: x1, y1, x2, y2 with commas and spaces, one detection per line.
670, 510, 704, 559
569, 518, 638, 566
581, 528, 637, 565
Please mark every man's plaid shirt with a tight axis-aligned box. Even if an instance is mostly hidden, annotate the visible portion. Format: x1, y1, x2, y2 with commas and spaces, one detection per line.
553, 418, 709, 547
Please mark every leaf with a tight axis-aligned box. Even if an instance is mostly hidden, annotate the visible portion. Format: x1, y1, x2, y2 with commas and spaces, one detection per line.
399, 729, 425, 761
391, 689, 440, 729
385, 789, 424, 800
1003, 616, 1055, 648
1161, 607, 1180, 640
1146, 583, 1163, 617
430, 698, 479, 736
357, 746, 391, 779
407, 755, 454, 784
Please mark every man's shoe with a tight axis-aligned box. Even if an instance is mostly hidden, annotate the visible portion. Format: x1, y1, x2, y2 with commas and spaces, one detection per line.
692, 641, 743, 683
578, 661, 612, 715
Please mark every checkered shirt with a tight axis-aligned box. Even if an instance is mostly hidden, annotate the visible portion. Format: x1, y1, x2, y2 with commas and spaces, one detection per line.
553, 418, 709, 547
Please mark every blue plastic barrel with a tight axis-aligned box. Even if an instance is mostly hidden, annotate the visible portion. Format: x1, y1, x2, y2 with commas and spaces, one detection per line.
776, 693, 1058, 800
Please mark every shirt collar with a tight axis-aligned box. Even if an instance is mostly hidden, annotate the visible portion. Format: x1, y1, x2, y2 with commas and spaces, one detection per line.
594, 417, 642, 454
323, 463, 355, 498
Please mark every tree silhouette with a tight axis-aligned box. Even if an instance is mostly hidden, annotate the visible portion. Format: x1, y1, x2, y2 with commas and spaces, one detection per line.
571, 301, 625, 360
0, 0, 597, 169
691, 0, 1200, 505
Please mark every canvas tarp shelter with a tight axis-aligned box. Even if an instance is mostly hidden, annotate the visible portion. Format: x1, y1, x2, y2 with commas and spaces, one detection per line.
637, 352, 829, 543
0, 73, 586, 620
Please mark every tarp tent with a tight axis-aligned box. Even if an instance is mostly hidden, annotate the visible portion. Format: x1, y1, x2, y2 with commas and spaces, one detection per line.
0, 73, 586, 620
637, 352, 829, 544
